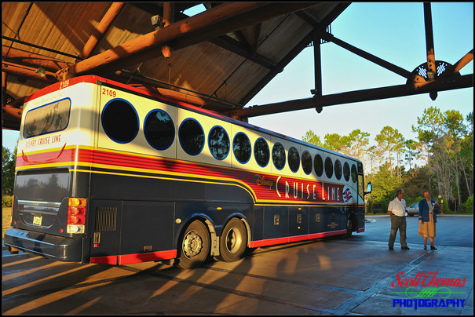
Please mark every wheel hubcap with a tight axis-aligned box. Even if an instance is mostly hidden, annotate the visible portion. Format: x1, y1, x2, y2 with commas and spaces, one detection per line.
225, 227, 243, 254
183, 231, 203, 258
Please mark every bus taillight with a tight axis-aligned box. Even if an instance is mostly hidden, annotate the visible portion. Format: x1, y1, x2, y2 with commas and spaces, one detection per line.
67, 198, 87, 234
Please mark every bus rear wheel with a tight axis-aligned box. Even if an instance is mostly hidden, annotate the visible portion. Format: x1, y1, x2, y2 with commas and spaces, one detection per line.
218, 218, 247, 262
178, 220, 210, 269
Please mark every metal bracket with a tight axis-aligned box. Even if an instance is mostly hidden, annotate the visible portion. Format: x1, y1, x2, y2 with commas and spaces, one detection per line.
55, 68, 69, 81
210, 233, 220, 257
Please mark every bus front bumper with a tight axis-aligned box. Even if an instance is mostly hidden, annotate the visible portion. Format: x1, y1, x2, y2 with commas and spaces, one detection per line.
4, 228, 82, 262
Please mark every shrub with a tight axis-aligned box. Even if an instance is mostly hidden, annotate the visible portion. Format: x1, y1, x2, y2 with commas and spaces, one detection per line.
2, 195, 13, 207
464, 196, 473, 214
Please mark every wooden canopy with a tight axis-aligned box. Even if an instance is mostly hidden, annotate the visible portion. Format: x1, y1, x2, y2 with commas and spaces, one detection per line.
2, 2, 473, 130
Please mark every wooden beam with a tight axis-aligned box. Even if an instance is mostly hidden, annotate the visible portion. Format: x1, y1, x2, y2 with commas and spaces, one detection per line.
313, 32, 322, 99
168, 3, 316, 52
2, 61, 56, 83
2, 98, 24, 130
141, 5, 271, 68
2, 71, 6, 108
114, 70, 238, 112
321, 32, 414, 79
3, 103, 23, 121
61, 2, 315, 78
63, 3, 268, 77
80, 2, 124, 59
160, 2, 174, 57
162, 2, 174, 27
226, 74, 473, 118
453, 49, 474, 74
2, 46, 69, 71
424, 3, 436, 78
240, 3, 350, 106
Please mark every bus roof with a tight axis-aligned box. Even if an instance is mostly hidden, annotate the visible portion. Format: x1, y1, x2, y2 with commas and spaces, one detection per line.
24, 75, 362, 164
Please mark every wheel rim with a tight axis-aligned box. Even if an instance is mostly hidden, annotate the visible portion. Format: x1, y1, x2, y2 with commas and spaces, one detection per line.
182, 230, 203, 258
225, 227, 243, 254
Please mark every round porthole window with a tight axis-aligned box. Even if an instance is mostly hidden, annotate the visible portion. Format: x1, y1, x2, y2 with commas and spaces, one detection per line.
272, 142, 286, 170
343, 162, 350, 181
254, 138, 270, 167
233, 132, 251, 164
325, 157, 333, 178
314, 154, 323, 177
179, 118, 204, 156
288, 147, 300, 173
335, 159, 342, 180
302, 151, 312, 175
102, 99, 139, 144
351, 164, 357, 183
209, 126, 230, 160
144, 109, 175, 150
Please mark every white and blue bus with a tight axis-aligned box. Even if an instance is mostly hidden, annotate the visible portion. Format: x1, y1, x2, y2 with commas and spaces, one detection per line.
5, 75, 371, 269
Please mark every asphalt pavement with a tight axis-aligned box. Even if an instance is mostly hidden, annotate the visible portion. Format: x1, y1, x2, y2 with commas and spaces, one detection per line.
2, 215, 473, 315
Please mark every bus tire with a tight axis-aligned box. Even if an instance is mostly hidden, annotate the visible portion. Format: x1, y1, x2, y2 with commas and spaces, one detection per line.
346, 215, 354, 238
177, 220, 210, 269
218, 218, 247, 262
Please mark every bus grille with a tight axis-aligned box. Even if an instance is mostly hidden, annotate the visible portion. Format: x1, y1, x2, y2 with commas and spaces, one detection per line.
95, 207, 117, 231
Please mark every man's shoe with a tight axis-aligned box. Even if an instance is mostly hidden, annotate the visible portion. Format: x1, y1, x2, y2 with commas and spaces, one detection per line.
431, 246, 437, 250
389, 246, 394, 250
424, 246, 427, 250
401, 246, 410, 250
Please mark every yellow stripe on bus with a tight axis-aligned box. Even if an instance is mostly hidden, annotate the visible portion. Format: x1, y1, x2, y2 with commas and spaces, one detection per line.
74, 168, 257, 202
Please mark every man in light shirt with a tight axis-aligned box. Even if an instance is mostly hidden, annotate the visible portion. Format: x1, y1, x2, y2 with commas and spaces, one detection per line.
387, 188, 410, 250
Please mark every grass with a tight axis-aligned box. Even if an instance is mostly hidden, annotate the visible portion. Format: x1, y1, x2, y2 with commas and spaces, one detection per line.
2, 207, 12, 239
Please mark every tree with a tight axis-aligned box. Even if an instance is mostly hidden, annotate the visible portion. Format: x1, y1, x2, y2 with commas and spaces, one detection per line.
375, 126, 404, 177
347, 129, 370, 163
2, 146, 16, 195
302, 130, 322, 147
459, 112, 473, 198
444, 109, 467, 206
404, 139, 420, 171
323, 133, 351, 154
366, 163, 403, 210
412, 107, 473, 210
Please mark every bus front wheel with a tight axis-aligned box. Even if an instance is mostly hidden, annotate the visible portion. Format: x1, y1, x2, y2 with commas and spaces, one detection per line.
218, 218, 247, 262
346, 216, 354, 238
177, 220, 210, 269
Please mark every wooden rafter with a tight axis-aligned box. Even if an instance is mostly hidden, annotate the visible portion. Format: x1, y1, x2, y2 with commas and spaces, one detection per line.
57, 2, 315, 79
80, 2, 124, 59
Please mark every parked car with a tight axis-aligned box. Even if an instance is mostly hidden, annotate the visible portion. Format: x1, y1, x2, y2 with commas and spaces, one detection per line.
406, 202, 419, 217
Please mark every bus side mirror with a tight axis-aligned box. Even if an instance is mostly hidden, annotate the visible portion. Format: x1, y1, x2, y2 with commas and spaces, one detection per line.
364, 182, 372, 196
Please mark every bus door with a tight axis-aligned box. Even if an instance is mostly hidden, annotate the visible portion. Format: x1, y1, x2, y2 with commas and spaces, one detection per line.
357, 164, 366, 231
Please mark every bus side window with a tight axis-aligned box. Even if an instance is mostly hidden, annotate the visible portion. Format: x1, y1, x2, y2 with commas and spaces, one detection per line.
179, 118, 205, 156
343, 162, 350, 182
102, 99, 138, 144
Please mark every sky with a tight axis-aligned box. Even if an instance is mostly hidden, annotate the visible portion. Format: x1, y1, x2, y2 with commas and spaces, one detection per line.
2, 2, 473, 155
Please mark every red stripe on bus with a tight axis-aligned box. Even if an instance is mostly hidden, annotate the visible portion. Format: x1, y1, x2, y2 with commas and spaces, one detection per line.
89, 255, 118, 265
357, 228, 365, 233
249, 229, 347, 248
118, 250, 177, 265
17, 147, 349, 204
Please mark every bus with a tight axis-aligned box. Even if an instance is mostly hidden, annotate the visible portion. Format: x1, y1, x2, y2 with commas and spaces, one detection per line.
5, 75, 371, 269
